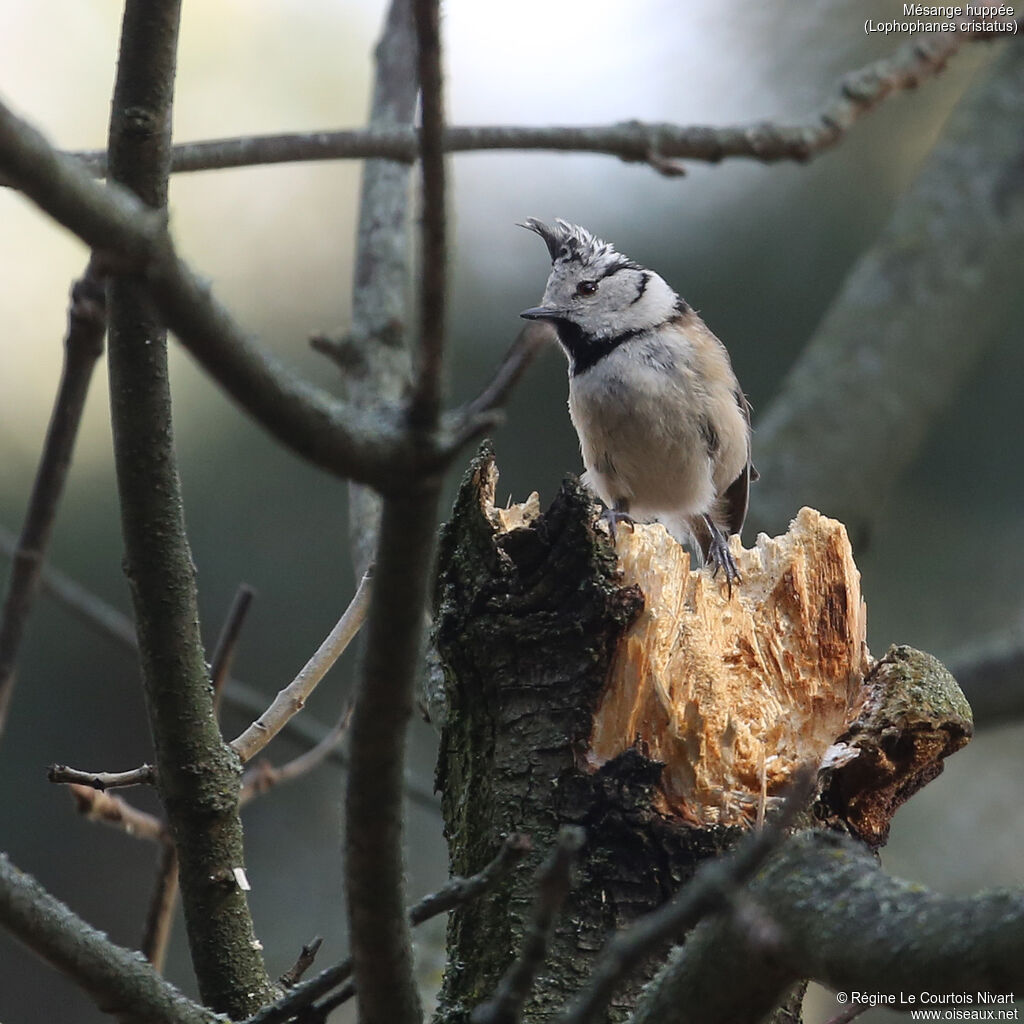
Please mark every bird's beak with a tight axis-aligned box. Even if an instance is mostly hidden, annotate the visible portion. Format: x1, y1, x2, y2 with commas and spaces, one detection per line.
520, 305, 561, 321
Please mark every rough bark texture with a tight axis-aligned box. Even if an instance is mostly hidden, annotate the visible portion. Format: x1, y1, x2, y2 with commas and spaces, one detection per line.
105, 1, 272, 1015
434, 450, 738, 1023
433, 450, 973, 1024
631, 829, 1024, 1024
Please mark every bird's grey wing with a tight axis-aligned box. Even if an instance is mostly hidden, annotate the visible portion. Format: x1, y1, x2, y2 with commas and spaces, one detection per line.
721, 389, 756, 537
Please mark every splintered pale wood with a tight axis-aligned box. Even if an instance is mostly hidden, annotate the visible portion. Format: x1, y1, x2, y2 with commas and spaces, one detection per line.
588, 508, 870, 826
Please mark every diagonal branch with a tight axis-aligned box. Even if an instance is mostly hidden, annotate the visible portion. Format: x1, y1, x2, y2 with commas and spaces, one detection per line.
0, 97, 432, 492
0, 853, 217, 1024
49, 25, 1018, 180
629, 829, 1024, 1024
229, 568, 371, 763
0, 261, 106, 743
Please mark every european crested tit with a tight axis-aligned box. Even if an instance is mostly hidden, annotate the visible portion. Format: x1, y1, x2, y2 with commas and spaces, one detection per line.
519, 218, 755, 590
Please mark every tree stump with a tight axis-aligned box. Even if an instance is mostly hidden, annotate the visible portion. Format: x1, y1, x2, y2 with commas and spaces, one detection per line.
432, 448, 972, 1024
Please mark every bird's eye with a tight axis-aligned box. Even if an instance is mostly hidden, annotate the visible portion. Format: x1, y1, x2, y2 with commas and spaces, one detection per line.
576, 280, 598, 297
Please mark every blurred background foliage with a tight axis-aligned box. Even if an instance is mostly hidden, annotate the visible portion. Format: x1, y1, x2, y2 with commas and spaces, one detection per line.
0, 1, 1021, 1021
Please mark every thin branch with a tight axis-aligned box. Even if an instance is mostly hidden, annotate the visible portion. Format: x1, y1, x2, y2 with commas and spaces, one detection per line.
472, 827, 585, 1024
141, 843, 179, 974
48, 764, 156, 790
210, 583, 256, 708
239, 704, 352, 806
279, 937, 324, 989
229, 568, 372, 763
0, 853, 218, 1024
408, 0, 446, 429
47, 25, 1016, 181
66, 783, 168, 843
558, 767, 815, 1024
340, 0, 418, 580
462, 323, 551, 421
0, 261, 106, 743
246, 832, 532, 1024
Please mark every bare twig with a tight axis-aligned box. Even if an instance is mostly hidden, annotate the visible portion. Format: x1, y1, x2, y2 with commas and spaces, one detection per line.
557, 767, 815, 1024
141, 843, 179, 974
46, 25, 1016, 181
67, 783, 168, 843
48, 764, 156, 790
279, 937, 323, 989
0, 853, 218, 1024
239, 705, 352, 806
472, 827, 585, 1024
246, 833, 531, 1024
229, 569, 371, 763
0, 261, 106, 743
210, 584, 256, 708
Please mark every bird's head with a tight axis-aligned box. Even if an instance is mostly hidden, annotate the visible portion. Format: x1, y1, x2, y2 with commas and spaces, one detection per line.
519, 218, 680, 344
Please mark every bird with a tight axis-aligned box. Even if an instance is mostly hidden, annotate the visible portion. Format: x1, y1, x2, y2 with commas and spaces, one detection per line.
519, 217, 755, 591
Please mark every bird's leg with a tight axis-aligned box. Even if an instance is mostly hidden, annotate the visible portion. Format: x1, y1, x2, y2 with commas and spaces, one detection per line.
600, 498, 634, 541
702, 513, 741, 597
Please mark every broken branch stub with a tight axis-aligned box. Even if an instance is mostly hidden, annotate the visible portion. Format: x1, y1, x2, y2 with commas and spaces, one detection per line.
590, 507, 870, 827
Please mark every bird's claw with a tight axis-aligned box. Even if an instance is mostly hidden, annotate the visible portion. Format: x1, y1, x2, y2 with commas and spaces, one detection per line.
707, 529, 741, 598
600, 507, 635, 542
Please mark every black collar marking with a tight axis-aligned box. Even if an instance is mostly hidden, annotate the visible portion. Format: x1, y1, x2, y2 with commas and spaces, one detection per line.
552, 319, 646, 376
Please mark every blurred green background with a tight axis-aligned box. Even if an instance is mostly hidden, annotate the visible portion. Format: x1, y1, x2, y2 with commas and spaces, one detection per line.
1, 2, 1022, 1021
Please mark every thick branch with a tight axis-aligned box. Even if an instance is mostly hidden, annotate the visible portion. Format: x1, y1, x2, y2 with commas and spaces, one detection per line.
949, 636, 1024, 729
0, 263, 105, 742
104, 1, 271, 1014
0, 98, 439, 493
0, 853, 216, 1024
631, 830, 1024, 1024
751, 39, 1024, 542
53, 26, 1015, 179
343, 1, 447, 1020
